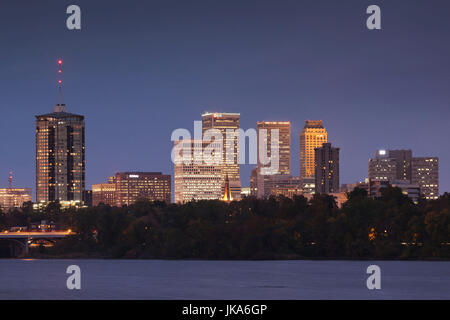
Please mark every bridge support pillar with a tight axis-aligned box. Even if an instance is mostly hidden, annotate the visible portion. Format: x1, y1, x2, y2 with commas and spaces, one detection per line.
25, 237, 29, 255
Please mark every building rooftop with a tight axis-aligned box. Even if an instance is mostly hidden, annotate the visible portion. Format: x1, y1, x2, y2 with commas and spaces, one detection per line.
304, 120, 324, 129
202, 112, 240, 117
36, 104, 84, 120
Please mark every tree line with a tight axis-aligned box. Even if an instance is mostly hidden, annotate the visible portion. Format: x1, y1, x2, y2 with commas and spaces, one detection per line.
0, 186, 449, 259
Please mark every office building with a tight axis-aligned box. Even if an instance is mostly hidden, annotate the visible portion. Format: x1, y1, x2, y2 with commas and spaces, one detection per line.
412, 157, 439, 200
0, 188, 32, 212
115, 172, 171, 206
174, 139, 223, 203
368, 150, 397, 182
202, 112, 241, 200
314, 143, 340, 194
84, 190, 92, 207
36, 104, 85, 204
389, 150, 412, 181
392, 180, 421, 204
368, 150, 411, 182
369, 150, 439, 200
92, 183, 116, 206
269, 176, 302, 199
256, 121, 291, 198
257, 121, 291, 175
300, 120, 327, 194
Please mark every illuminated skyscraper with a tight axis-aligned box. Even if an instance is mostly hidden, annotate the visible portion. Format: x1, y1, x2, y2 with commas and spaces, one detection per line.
412, 157, 439, 200
36, 104, 85, 204
201, 112, 241, 200
255, 121, 291, 198
257, 121, 291, 175
173, 139, 222, 203
299, 120, 327, 193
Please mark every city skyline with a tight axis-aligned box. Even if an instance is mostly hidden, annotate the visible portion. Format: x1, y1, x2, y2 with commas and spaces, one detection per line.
1, 1, 449, 198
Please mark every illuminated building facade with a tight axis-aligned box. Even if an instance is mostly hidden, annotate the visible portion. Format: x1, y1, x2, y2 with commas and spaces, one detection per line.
255, 121, 291, 198
389, 150, 412, 181
257, 121, 291, 175
115, 172, 171, 206
299, 120, 327, 193
36, 104, 85, 204
92, 183, 116, 206
412, 157, 439, 200
240, 187, 251, 198
0, 188, 32, 212
202, 112, 241, 200
314, 143, 340, 194
174, 139, 223, 203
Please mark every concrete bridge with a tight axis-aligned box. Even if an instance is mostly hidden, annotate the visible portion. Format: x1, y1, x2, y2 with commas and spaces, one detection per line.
0, 231, 74, 256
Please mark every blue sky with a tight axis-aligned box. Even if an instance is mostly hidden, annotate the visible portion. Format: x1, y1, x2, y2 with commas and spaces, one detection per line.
0, 0, 449, 199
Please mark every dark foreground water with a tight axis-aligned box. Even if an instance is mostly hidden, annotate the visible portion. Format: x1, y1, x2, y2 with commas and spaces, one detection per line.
0, 260, 448, 299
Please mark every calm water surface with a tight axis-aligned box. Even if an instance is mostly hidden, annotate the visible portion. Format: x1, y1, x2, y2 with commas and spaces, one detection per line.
0, 260, 448, 299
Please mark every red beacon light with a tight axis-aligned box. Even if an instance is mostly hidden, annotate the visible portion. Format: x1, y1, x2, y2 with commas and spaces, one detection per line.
58, 59, 63, 65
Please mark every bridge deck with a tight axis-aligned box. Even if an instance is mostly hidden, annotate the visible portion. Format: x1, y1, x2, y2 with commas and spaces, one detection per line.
0, 231, 74, 239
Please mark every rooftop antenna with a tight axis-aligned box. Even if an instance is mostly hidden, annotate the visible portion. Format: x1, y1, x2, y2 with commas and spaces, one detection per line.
55, 59, 66, 112
8, 171, 12, 189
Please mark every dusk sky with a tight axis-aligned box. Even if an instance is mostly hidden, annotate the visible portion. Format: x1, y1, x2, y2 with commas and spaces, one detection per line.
0, 0, 449, 199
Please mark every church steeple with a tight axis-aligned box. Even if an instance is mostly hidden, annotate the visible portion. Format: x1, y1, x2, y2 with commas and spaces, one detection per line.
222, 174, 232, 202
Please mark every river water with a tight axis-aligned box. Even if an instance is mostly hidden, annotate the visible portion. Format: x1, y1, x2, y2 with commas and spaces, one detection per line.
0, 259, 448, 299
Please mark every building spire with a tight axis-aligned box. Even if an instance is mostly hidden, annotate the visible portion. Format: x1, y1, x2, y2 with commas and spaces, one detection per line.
55, 59, 66, 112
8, 171, 12, 189
222, 174, 233, 202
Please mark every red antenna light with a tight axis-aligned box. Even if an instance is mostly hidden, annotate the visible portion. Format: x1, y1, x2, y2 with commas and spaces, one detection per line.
56, 59, 65, 107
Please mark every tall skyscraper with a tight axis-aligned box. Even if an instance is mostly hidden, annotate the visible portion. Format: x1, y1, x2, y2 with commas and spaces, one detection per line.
299, 120, 327, 193
174, 139, 223, 203
257, 121, 291, 175
201, 112, 241, 200
36, 104, 85, 204
256, 121, 291, 198
314, 143, 340, 194
412, 157, 439, 200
